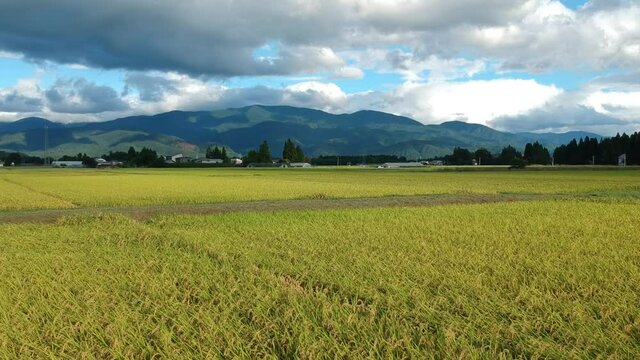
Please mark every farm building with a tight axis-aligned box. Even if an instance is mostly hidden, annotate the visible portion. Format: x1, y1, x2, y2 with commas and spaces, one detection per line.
96, 161, 123, 168
247, 163, 288, 168
426, 160, 444, 166
289, 162, 312, 168
195, 158, 223, 164
381, 162, 424, 168
52, 161, 84, 168
168, 153, 193, 164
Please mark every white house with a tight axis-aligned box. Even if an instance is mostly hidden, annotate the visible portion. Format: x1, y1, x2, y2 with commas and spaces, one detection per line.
230, 158, 243, 166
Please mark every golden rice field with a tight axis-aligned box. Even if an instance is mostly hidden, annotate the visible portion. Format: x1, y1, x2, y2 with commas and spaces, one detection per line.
0, 167, 639, 358
0, 167, 639, 210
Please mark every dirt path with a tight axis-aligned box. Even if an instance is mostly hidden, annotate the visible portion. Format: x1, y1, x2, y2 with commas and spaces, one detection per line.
0, 193, 561, 224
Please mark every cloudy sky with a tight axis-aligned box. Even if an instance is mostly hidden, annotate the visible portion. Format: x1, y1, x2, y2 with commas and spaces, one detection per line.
0, 0, 639, 134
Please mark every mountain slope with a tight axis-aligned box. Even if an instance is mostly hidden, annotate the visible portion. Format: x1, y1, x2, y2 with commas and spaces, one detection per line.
0, 105, 602, 158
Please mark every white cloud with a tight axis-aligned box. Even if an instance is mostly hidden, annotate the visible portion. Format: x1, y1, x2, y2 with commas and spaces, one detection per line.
351, 79, 561, 125
584, 90, 640, 121
333, 66, 364, 79
284, 81, 348, 111
0, 78, 43, 112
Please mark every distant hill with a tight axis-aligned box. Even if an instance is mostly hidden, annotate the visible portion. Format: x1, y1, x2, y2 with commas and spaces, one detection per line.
0, 105, 602, 159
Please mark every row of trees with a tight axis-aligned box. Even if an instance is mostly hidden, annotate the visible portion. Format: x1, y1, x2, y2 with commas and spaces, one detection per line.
205, 146, 229, 162
244, 139, 307, 164
311, 154, 407, 165
1, 152, 49, 166
553, 133, 640, 165
442, 142, 551, 166
4, 133, 638, 167
101, 147, 163, 167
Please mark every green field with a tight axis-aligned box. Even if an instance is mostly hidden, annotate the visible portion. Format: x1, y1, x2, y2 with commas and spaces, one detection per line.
1, 167, 639, 358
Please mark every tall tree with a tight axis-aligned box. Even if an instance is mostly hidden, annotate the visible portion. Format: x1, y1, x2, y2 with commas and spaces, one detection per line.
498, 145, 522, 165
294, 145, 305, 162
523, 141, 551, 165
282, 139, 292, 161
257, 141, 272, 163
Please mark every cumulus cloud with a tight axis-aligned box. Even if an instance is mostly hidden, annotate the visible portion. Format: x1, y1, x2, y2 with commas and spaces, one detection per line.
344, 79, 561, 124
487, 83, 640, 134
124, 73, 178, 102
44, 78, 129, 114
0, 79, 43, 112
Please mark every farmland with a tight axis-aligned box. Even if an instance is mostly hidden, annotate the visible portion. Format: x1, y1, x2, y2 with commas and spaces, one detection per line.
1, 167, 639, 358
1, 167, 639, 211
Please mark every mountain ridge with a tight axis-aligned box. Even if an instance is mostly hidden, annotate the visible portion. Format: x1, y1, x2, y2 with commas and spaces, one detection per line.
0, 105, 602, 159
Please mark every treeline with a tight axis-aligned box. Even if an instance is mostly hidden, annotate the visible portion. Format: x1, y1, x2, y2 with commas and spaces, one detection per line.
553, 133, 640, 165
311, 154, 407, 165
1, 152, 50, 166
101, 147, 163, 167
0, 147, 164, 167
440, 142, 551, 166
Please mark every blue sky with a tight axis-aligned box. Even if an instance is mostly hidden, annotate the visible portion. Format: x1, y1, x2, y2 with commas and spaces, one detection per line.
0, 0, 639, 134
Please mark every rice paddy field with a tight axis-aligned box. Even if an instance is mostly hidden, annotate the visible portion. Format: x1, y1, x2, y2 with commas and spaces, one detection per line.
1, 167, 639, 358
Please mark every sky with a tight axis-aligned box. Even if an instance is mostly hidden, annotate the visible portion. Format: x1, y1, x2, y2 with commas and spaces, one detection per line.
0, 0, 639, 135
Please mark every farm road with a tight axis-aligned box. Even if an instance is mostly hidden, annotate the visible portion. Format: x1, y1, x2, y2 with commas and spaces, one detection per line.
0, 193, 565, 224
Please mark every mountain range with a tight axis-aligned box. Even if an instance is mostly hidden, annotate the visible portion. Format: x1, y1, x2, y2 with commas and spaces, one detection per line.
0, 105, 600, 159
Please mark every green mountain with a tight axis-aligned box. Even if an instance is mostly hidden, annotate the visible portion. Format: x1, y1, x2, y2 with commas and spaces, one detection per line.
0, 105, 600, 159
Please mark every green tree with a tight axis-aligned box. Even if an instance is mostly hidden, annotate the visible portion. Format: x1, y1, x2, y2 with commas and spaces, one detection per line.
244, 150, 259, 164
294, 145, 305, 162
282, 139, 295, 161
523, 141, 551, 165
221, 147, 228, 162
257, 141, 272, 163
444, 147, 473, 165
498, 145, 522, 165
127, 146, 137, 162
4, 152, 21, 166
474, 148, 494, 165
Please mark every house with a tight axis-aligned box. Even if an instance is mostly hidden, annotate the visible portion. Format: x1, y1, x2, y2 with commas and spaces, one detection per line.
381, 162, 424, 168
52, 161, 84, 168
169, 154, 193, 164
170, 153, 186, 163
289, 162, 312, 168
